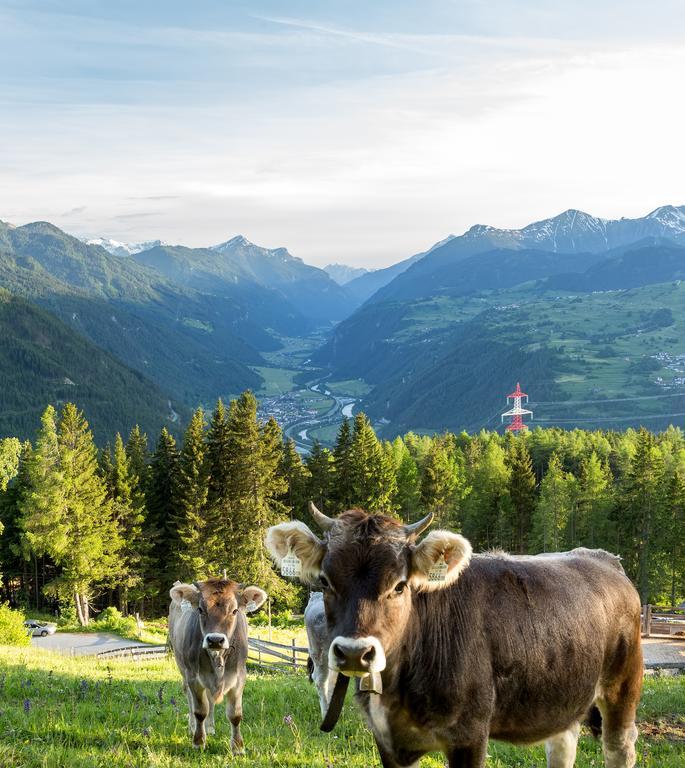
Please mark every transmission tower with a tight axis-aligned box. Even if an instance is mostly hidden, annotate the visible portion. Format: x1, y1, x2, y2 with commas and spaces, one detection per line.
502, 382, 533, 432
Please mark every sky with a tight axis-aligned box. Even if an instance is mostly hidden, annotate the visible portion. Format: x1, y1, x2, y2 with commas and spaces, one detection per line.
1, 1, 685, 268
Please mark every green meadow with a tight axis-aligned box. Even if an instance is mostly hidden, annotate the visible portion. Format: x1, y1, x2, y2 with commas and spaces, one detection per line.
0, 647, 682, 767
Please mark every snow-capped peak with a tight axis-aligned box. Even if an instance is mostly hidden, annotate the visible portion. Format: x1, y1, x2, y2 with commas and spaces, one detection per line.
86, 237, 167, 256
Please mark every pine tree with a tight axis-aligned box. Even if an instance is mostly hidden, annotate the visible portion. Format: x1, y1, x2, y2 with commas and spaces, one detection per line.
0, 442, 33, 603
108, 433, 147, 613
615, 428, 666, 602
420, 437, 469, 528
349, 413, 397, 513
665, 467, 685, 608
279, 439, 310, 519
389, 437, 421, 520
505, 438, 537, 553
531, 454, 577, 553
0, 437, 21, 495
174, 408, 210, 580
576, 452, 615, 550
332, 418, 354, 511
146, 427, 180, 602
462, 439, 511, 551
305, 441, 333, 519
21, 404, 120, 625
126, 425, 149, 496
222, 394, 295, 606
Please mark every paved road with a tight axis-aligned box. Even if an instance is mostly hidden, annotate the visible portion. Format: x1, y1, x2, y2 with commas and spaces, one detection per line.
31, 632, 152, 656
642, 637, 685, 668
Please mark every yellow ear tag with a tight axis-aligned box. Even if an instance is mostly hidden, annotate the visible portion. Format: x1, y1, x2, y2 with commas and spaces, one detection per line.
281, 550, 302, 578
428, 555, 449, 583
246, 600, 258, 612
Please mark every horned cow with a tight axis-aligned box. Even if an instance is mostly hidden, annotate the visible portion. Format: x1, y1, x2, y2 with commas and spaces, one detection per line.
266, 504, 643, 768
168, 579, 267, 752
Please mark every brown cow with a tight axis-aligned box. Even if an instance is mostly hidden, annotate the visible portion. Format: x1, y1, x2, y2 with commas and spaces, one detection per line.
266, 505, 642, 768
168, 579, 267, 751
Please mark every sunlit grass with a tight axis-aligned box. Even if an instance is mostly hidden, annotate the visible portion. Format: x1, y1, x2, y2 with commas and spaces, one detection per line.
0, 647, 682, 767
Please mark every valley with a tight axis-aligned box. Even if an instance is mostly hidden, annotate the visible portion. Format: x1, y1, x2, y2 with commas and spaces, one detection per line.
252, 334, 364, 450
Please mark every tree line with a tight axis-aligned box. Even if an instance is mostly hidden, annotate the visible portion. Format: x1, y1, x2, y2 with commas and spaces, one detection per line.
0, 393, 683, 624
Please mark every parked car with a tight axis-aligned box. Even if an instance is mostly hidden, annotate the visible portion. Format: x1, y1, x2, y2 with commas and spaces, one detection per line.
24, 620, 57, 637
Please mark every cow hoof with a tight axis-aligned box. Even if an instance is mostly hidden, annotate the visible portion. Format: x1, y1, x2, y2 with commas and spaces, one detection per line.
231, 740, 245, 756
192, 740, 206, 750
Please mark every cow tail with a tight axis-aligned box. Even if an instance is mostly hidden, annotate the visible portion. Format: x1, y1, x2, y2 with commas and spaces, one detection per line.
585, 705, 602, 738
306, 656, 314, 683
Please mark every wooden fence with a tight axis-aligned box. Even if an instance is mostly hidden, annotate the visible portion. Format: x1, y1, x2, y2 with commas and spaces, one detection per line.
96, 637, 310, 671
641, 605, 685, 638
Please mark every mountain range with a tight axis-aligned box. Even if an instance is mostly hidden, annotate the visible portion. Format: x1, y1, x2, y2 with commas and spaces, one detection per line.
2, 204, 685, 441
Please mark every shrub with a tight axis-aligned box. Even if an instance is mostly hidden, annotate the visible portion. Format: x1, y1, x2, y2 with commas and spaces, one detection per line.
0, 604, 31, 646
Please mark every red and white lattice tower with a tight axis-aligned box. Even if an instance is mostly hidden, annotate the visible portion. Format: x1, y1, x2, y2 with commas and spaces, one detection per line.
501, 382, 533, 432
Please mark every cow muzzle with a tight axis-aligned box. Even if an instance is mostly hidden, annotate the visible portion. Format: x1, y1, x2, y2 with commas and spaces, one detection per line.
203, 632, 229, 650
328, 635, 386, 676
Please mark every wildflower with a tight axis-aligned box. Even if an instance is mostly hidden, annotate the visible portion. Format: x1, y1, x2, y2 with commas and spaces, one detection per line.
142, 727, 150, 739
283, 714, 294, 726
23, 698, 30, 714
157, 685, 164, 705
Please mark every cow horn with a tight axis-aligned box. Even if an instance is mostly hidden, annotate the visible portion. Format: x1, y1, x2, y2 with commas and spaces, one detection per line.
309, 501, 335, 531
405, 512, 434, 537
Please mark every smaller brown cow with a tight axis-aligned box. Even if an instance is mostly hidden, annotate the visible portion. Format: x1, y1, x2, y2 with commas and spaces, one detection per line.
169, 579, 266, 751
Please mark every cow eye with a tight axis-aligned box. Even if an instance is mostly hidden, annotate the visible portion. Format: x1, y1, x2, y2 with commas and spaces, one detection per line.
393, 581, 407, 596
197, 605, 204, 615
232, 608, 238, 615
319, 575, 330, 590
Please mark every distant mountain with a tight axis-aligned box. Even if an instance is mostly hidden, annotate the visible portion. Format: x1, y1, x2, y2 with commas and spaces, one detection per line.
344, 235, 455, 305
0, 220, 262, 407
0, 288, 182, 442
208, 236, 353, 323
85, 237, 168, 257
132, 243, 310, 339
317, 205, 685, 435
323, 263, 368, 285
371, 206, 685, 305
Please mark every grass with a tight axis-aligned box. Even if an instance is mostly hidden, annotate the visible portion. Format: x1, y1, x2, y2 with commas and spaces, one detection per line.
0, 646, 682, 767
252, 367, 300, 397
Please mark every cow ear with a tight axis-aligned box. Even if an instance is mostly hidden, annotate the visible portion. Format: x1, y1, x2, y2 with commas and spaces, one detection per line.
170, 582, 201, 605
410, 531, 472, 592
265, 521, 326, 585
239, 586, 267, 613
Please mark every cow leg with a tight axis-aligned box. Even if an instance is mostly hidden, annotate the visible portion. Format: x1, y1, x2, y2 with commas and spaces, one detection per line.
206, 697, 216, 735
447, 740, 488, 768
226, 686, 245, 755
596, 648, 642, 768
596, 698, 639, 768
187, 685, 209, 749
545, 722, 580, 768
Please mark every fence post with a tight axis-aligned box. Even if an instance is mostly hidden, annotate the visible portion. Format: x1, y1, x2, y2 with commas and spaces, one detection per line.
292, 638, 297, 670
645, 604, 652, 638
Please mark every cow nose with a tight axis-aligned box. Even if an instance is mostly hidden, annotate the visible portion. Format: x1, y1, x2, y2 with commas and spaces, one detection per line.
204, 633, 227, 649
331, 638, 376, 673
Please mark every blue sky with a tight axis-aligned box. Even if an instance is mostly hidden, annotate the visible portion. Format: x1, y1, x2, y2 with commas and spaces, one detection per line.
1, 1, 684, 266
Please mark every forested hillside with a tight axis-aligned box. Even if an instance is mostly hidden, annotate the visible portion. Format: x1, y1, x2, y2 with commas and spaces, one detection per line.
0, 397, 682, 625
320, 210, 685, 435
0, 289, 179, 441
0, 220, 263, 422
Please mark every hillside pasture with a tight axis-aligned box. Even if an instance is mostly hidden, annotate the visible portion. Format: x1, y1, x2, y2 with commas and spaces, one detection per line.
0, 647, 682, 767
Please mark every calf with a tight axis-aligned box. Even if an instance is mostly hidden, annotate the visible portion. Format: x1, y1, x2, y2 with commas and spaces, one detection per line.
304, 591, 335, 716
168, 579, 267, 751
266, 505, 643, 768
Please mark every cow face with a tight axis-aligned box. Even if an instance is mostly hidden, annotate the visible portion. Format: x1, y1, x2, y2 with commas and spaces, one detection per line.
266, 506, 471, 678
170, 579, 267, 651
